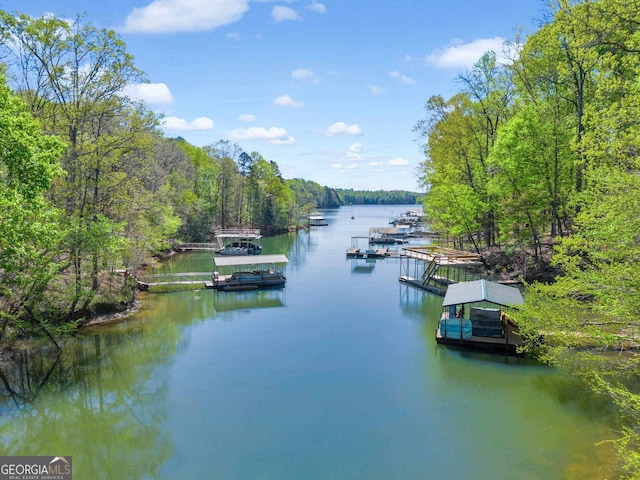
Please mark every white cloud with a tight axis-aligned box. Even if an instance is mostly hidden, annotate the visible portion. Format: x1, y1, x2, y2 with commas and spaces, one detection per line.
348, 142, 363, 154
346, 142, 364, 159
401, 54, 414, 62
230, 126, 296, 145
122, 83, 173, 104
274, 94, 304, 108
331, 161, 360, 172
369, 161, 383, 167
162, 116, 214, 131
272, 6, 301, 22
292, 68, 318, 84
238, 113, 256, 122
331, 162, 358, 172
367, 84, 383, 95
226, 32, 241, 40
426, 37, 507, 69
324, 122, 362, 137
390, 71, 416, 85
388, 157, 409, 166
121, 0, 249, 33
308, 2, 327, 14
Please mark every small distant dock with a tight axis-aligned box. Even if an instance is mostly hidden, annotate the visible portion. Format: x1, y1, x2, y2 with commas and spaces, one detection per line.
346, 236, 401, 259
398, 246, 483, 295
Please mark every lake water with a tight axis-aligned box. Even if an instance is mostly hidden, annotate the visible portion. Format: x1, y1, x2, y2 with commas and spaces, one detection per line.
0, 205, 615, 479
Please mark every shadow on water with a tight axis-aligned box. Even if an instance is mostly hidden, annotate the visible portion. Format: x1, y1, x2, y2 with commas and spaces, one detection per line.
0, 319, 176, 478
0, 343, 62, 411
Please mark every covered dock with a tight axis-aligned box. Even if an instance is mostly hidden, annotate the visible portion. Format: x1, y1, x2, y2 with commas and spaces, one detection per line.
210, 254, 289, 291
398, 246, 483, 294
213, 228, 262, 255
436, 279, 525, 354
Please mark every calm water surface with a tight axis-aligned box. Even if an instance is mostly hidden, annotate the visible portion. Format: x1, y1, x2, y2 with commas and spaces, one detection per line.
0, 205, 614, 479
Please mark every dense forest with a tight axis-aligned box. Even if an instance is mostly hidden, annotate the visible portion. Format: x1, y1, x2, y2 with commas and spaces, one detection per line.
414, 0, 640, 475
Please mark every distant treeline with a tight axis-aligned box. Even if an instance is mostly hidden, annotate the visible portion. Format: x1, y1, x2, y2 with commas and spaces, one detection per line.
335, 188, 420, 205
286, 179, 420, 208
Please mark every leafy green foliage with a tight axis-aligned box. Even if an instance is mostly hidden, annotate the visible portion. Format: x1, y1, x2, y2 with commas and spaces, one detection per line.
415, 1, 640, 474
0, 72, 66, 338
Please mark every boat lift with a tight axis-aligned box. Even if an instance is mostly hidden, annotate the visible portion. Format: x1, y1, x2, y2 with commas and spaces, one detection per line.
398, 246, 483, 295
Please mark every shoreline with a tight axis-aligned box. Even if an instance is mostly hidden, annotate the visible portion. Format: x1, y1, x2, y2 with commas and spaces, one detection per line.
80, 298, 143, 328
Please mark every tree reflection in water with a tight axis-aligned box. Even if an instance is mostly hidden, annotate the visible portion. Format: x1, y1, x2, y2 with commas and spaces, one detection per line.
0, 318, 177, 478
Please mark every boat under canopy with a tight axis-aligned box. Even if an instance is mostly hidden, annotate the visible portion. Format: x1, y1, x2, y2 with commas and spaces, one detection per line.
211, 254, 289, 291
309, 212, 328, 226
214, 228, 262, 256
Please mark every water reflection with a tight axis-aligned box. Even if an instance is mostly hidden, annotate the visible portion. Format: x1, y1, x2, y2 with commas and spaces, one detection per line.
212, 290, 286, 313
0, 319, 176, 478
350, 259, 376, 274
0, 343, 62, 412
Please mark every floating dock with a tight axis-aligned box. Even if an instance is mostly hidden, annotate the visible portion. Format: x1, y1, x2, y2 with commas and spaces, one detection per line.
436, 313, 524, 354
346, 235, 400, 259
210, 254, 289, 291
435, 280, 525, 355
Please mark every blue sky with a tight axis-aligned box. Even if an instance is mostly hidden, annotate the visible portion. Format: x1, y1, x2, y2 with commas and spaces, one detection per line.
4, 0, 544, 191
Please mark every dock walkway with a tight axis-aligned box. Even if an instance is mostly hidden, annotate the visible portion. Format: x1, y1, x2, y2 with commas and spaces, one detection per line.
174, 243, 218, 251
135, 272, 213, 291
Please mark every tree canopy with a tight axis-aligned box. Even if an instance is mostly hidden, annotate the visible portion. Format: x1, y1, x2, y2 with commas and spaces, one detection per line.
414, 1, 640, 475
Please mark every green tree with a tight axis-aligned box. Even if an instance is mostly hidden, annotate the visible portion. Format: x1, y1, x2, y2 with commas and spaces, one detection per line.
246, 154, 295, 233
487, 102, 573, 258
0, 12, 170, 320
414, 94, 488, 252
515, 2, 640, 475
0, 72, 66, 341
528, 1, 600, 194
458, 51, 514, 246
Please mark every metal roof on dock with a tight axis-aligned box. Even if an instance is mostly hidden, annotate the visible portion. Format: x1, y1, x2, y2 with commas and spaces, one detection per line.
213, 228, 261, 239
213, 254, 289, 267
442, 279, 524, 307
